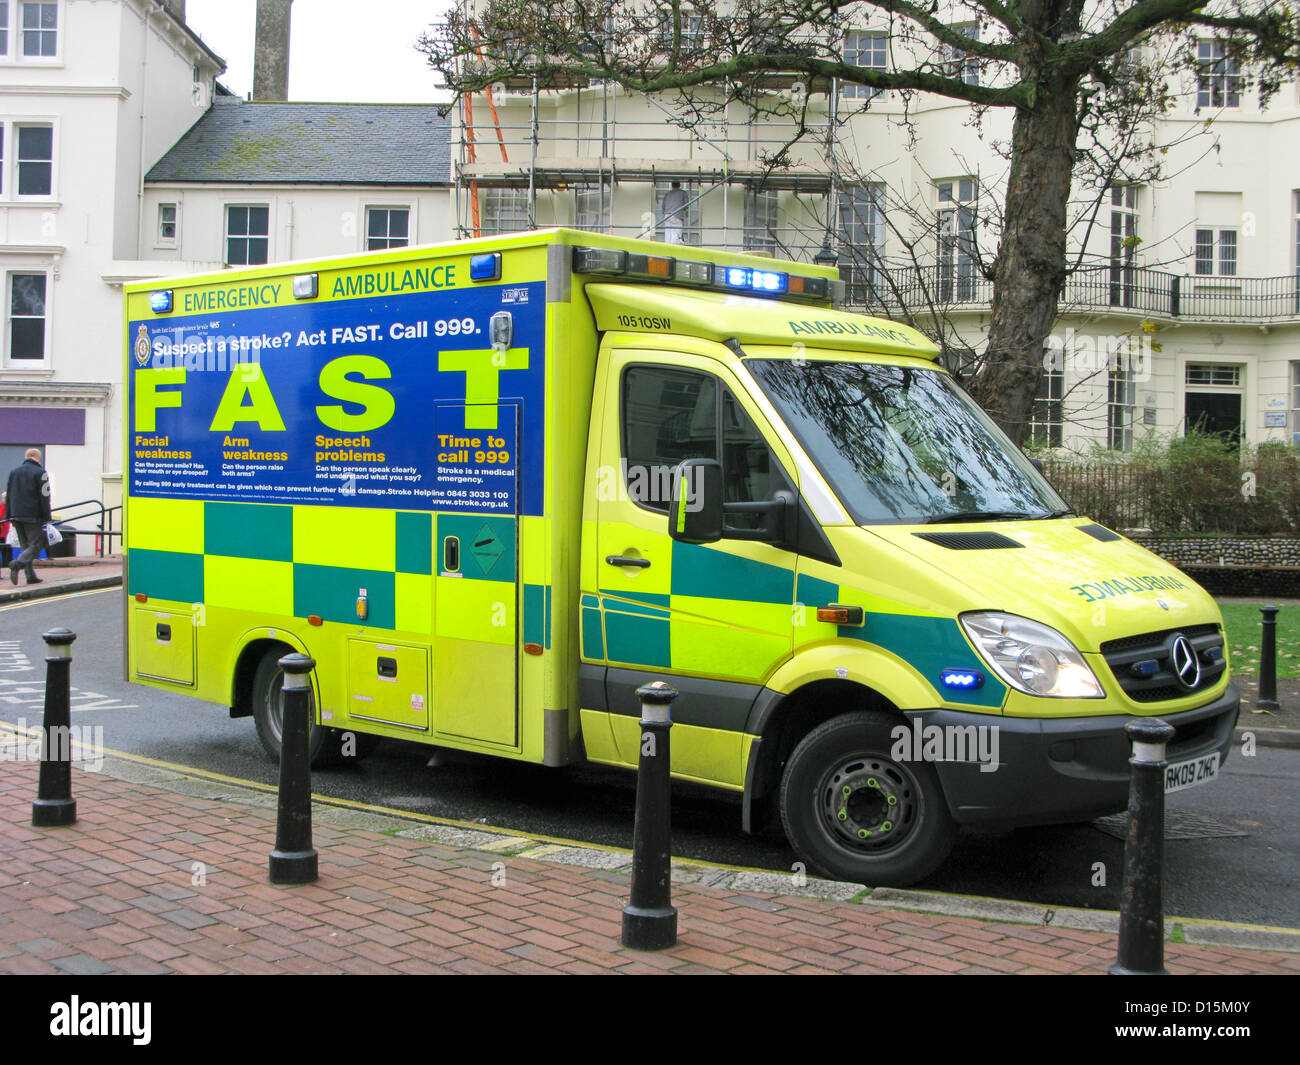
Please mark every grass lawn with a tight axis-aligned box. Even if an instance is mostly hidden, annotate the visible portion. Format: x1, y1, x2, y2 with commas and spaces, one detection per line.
1216, 602, 1300, 678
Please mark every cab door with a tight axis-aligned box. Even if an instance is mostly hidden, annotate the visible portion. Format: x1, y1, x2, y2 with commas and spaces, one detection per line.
592, 346, 801, 782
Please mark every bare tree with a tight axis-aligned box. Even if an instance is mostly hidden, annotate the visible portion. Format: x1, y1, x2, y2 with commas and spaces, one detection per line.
419, 1, 1299, 443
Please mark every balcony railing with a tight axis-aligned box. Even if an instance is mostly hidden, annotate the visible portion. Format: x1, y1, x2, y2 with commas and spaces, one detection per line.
851, 262, 1300, 323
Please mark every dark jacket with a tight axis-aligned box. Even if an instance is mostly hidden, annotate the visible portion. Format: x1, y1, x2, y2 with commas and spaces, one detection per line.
5, 459, 51, 522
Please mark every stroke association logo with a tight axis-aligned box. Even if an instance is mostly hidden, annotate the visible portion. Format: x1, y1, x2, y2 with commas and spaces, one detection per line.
134, 324, 152, 367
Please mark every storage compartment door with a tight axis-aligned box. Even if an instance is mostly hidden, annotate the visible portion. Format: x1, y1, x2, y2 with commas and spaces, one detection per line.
346, 640, 430, 730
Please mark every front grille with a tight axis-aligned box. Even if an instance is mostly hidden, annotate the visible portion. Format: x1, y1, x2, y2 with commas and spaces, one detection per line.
1100, 623, 1226, 703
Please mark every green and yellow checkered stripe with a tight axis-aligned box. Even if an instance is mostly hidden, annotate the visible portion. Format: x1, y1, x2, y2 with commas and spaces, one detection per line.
127, 498, 552, 646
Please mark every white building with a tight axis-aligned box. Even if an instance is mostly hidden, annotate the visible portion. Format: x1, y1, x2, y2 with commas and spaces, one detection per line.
1, 0, 223, 519
1, 1, 452, 548
450, 14, 1300, 452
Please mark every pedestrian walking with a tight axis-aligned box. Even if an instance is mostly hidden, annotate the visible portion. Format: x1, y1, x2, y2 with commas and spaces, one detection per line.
6, 448, 52, 585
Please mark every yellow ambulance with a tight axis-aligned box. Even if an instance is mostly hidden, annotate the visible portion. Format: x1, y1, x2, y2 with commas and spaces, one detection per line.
123, 229, 1237, 885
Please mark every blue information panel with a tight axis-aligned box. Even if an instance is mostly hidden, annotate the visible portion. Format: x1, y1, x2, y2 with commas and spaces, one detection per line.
127, 281, 546, 515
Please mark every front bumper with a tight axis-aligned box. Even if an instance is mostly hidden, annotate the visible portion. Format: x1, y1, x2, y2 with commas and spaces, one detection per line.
912, 683, 1240, 827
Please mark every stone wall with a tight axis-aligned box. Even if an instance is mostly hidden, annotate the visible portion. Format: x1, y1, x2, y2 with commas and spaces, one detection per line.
1131, 536, 1300, 596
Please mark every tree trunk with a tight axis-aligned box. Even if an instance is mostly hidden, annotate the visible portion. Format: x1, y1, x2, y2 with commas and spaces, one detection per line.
974, 29, 1083, 446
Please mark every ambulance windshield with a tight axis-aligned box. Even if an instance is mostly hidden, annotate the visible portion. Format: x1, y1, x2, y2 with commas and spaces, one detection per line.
748, 359, 1069, 525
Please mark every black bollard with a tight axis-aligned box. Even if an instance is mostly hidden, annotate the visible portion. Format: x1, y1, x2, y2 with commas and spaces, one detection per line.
32, 628, 77, 827
268, 653, 318, 884
1257, 606, 1280, 712
621, 680, 678, 950
1111, 717, 1176, 976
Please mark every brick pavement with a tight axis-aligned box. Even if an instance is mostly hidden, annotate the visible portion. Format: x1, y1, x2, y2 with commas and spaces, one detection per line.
1, 757, 1297, 975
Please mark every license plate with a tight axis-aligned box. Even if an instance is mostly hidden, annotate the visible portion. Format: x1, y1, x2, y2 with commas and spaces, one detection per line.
1164, 752, 1220, 794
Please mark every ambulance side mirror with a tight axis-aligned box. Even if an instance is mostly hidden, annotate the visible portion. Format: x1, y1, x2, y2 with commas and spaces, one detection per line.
668, 459, 724, 545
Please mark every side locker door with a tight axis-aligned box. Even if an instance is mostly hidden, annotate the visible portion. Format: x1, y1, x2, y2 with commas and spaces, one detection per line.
595, 347, 800, 784
432, 402, 521, 748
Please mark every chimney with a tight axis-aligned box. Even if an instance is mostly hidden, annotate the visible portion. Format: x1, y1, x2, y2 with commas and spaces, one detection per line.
253, 0, 292, 101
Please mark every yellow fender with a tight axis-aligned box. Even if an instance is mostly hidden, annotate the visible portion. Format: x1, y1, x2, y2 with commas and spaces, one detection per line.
228, 626, 321, 712
766, 641, 944, 711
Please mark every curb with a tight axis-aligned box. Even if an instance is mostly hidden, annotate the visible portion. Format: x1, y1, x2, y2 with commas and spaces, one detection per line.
3, 722, 1293, 958
1233, 724, 1300, 749
0, 574, 122, 605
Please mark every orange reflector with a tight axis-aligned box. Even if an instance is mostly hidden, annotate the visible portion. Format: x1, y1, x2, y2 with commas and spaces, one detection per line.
134, 593, 147, 603
356, 596, 368, 621
308, 615, 323, 626
817, 607, 851, 624
647, 256, 672, 277
523, 642, 543, 656
788, 275, 806, 294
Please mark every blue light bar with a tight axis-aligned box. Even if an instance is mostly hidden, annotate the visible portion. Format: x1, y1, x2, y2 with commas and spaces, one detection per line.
723, 266, 789, 295
470, 253, 501, 281
940, 668, 985, 690
150, 290, 174, 313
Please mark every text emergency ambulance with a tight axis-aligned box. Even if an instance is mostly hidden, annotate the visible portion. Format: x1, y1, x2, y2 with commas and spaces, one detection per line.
123, 229, 1237, 886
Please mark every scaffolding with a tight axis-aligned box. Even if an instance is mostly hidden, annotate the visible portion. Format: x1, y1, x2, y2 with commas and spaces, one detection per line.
452, 75, 842, 261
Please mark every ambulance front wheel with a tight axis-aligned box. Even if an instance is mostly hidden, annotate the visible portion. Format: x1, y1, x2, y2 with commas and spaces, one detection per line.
251, 650, 379, 768
780, 711, 955, 888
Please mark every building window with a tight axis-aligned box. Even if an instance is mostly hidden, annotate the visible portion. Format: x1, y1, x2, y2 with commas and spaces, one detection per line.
20, 1, 57, 58
1109, 184, 1139, 307
838, 184, 884, 301
1186, 364, 1241, 387
1291, 364, 1300, 443
1194, 228, 1237, 276
15, 124, 52, 196
654, 180, 699, 245
6, 272, 47, 363
743, 188, 779, 253
481, 189, 529, 236
366, 207, 409, 249
1029, 367, 1064, 448
655, 10, 705, 53
157, 203, 178, 246
574, 183, 611, 232
1197, 41, 1240, 108
842, 31, 887, 99
0, 3, 8, 56
937, 178, 977, 302
1108, 366, 1136, 450
225, 205, 269, 265
945, 24, 980, 86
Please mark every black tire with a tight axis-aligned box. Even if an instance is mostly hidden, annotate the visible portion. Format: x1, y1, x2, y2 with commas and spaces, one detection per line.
250, 649, 377, 768
780, 711, 955, 887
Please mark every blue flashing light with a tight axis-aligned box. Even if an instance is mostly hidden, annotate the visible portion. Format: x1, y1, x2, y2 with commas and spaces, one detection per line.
723, 266, 789, 295
1130, 659, 1160, 676
940, 668, 985, 690
150, 290, 174, 313
470, 253, 501, 281
751, 269, 788, 294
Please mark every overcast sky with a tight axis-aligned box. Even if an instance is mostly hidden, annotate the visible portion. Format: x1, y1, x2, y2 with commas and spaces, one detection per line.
185, 0, 451, 103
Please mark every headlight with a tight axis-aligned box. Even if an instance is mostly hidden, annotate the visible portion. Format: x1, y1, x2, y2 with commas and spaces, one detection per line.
960, 612, 1104, 699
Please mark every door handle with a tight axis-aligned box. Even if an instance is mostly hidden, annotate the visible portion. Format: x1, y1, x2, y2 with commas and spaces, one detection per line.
605, 555, 651, 569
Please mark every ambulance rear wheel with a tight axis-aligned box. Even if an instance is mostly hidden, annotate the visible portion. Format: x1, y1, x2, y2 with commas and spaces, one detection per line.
251, 650, 377, 768
780, 711, 955, 888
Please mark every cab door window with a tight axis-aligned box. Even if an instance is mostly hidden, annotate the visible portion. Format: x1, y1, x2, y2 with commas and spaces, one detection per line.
621, 363, 786, 530
621, 365, 718, 512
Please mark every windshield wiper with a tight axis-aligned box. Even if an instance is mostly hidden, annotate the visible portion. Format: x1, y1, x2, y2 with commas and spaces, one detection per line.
1037, 508, 1076, 519
925, 510, 1032, 524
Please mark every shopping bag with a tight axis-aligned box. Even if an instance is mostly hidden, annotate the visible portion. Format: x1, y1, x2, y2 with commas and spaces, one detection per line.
44, 523, 62, 546
3, 525, 17, 549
